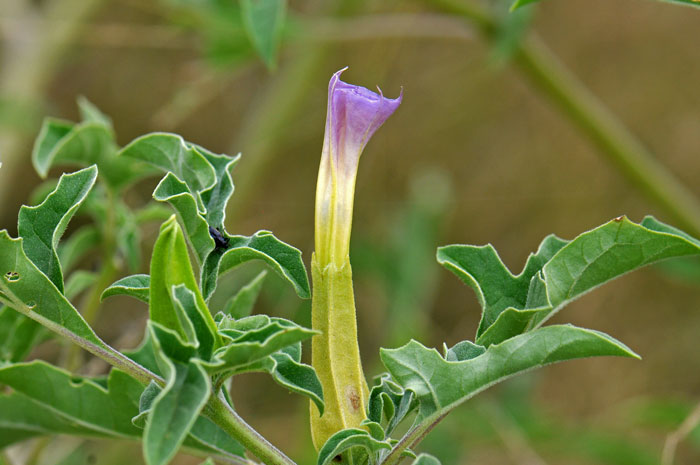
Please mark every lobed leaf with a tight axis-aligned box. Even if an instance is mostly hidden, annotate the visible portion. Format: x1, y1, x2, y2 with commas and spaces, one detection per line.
0, 361, 143, 438
32, 105, 152, 191
18, 166, 98, 292
0, 231, 107, 351
380, 325, 638, 424
209, 315, 316, 372
202, 230, 311, 300
439, 216, 700, 346
153, 172, 215, 265
316, 428, 391, 465
0, 361, 244, 459
367, 375, 417, 437
236, 345, 324, 414
195, 145, 240, 231
119, 133, 216, 212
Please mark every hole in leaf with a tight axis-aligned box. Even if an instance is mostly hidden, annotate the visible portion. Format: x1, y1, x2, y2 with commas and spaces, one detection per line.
26, 301, 36, 309
333, 456, 342, 463
4, 271, 19, 282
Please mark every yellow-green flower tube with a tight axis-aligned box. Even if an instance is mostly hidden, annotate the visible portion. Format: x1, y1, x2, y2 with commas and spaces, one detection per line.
310, 68, 402, 450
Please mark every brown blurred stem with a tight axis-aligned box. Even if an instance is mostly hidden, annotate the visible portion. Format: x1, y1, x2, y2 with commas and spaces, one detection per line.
428, 0, 700, 237
661, 400, 700, 465
0, 0, 105, 219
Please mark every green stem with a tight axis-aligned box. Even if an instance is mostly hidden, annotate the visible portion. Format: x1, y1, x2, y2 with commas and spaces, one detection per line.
430, 0, 700, 237
0, 294, 290, 465
379, 412, 446, 465
205, 393, 297, 465
65, 188, 118, 371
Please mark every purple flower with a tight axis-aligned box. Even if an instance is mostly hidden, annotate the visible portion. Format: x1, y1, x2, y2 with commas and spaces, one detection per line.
315, 68, 402, 265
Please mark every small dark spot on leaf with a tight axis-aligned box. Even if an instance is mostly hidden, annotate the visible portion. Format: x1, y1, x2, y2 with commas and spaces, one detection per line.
333, 455, 343, 462
4, 271, 19, 282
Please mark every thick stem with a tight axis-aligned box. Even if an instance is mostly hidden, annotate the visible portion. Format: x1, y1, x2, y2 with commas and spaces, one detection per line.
430, 0, 700, 237
204, 393, 296, 465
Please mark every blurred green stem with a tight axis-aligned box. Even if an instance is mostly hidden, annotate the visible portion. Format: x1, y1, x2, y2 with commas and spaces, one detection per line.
65, 188, 118, 372
429, 0, 700, 237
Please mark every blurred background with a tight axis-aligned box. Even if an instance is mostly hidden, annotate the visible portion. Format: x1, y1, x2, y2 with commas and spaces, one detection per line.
1, 0, 700, 463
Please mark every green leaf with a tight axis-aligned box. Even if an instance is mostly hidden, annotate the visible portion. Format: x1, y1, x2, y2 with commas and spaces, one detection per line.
153, 172, 215, 265
210, 314, 316, 372
101, 274, 150, 304
144, 360, 211, 465
32, 110, 151, 191
222, 270, 267, 318
316, 428, 391, 465
135, 381, 246, 459
172, 284, 217, 360
0, 361, 244, 459
0, 231, 107, 352
119, 133, 216, 212
18, 166, 98, 292
380, 325, 638, 424
208, 314, 324, 411
239, 346, 324, 414
202, 230, 310, 300
367, 375, 417, 437
149, 216, 221, 348
195, 145, 240, 231
439, 216, 700, 346
511, 0, 700, 10
144, 323, 212, 465
0, 269, 92, 363
240, 0, 286, 69
0, 361, 143, 438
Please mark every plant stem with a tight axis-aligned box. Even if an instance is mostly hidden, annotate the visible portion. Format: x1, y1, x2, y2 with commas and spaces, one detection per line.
205, 392, 297, 465
0, 293, 292, 465
661, 399, 700, 465
65, 187, 118, 372
379, 412, 446, 465
429, 0, 700, 237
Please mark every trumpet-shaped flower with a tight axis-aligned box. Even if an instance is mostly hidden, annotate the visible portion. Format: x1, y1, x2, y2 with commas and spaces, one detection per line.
310, 68, 402, 451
